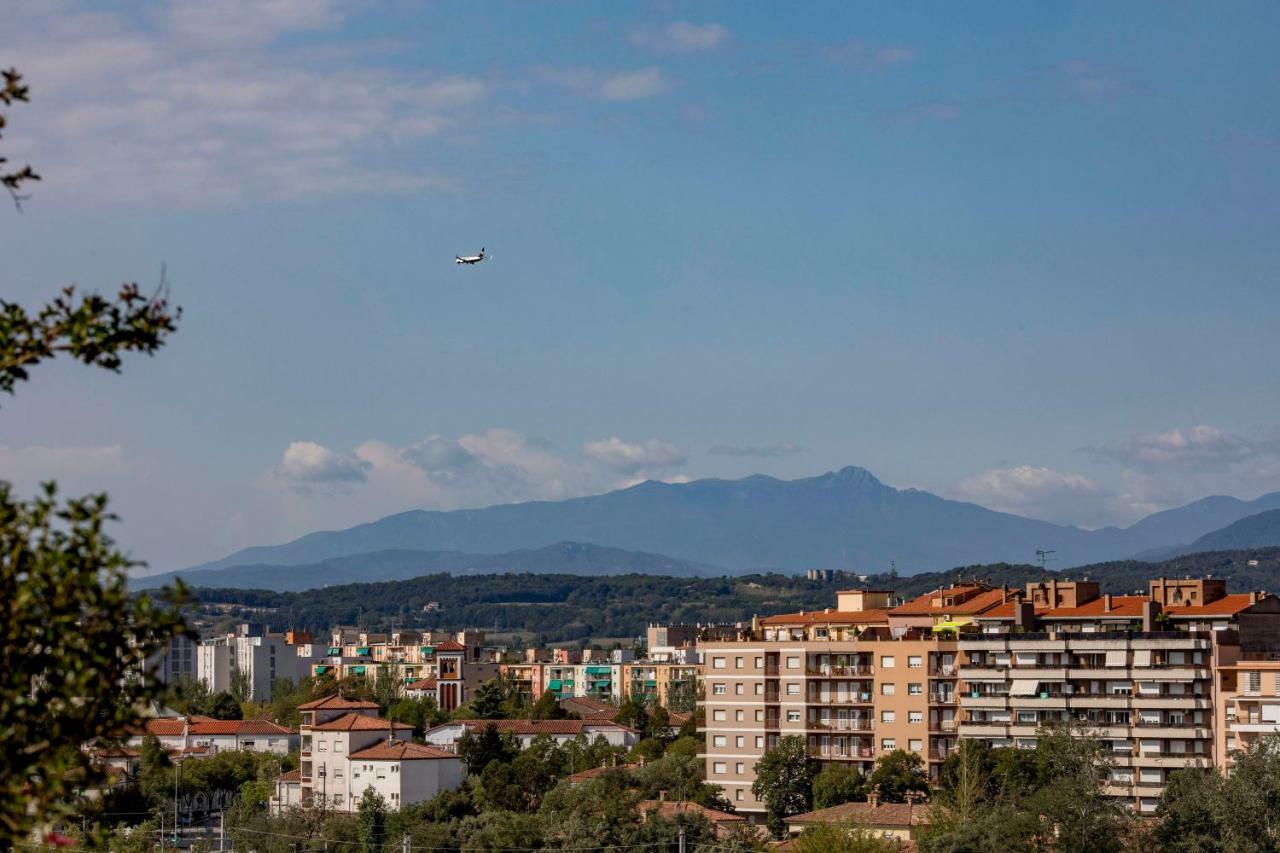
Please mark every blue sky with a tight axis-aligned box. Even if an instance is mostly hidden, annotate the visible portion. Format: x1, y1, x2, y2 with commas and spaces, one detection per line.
5, 1, 1280, 570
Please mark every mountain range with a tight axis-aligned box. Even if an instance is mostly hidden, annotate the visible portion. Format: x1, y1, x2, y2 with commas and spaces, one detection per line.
163, 466, 1280, 588
136, 542, 719, 592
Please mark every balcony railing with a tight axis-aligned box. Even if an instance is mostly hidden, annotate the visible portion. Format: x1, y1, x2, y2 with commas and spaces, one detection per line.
809, 719, 874, 732
808, 747, 874, 760
805, 665, 874, 677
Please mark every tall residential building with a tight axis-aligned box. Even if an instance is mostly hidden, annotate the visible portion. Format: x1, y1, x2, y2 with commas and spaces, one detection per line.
959, 577, 1279, 815
197, 623, 317, 700
697, 587, 996, 817
309, 632, 498, 710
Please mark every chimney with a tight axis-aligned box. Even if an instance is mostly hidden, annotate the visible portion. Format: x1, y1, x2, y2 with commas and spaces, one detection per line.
868, 790, 879, 808
1142, 600, 1163, 633
1104, 594, 1113, 613
1251, 591, 1260, 605
658, 789, 667, 802
1013, 601, 1035, 631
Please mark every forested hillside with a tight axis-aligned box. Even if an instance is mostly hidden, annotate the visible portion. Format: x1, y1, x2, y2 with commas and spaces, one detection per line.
187, 547, 1280, 643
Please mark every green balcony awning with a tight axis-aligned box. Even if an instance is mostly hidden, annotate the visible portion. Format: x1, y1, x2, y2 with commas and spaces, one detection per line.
585, 666, 612, 674
356, 647, 370, 656
314, 666, 329, 674
327, 647, 341, 656
547, 680, 562, 690
421, 646, 434, 655
351, 666, 366, 675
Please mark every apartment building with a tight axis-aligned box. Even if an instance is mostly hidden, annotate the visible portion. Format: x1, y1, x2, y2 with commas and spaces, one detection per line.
959, 577, 1279, 814
129, 716, 297, 756
143, 634, 198, 685
500, 657, 699, 708
197, 624, 318, 700
310, 632, 500, 710
697, 587, 991, 817
297, 694, 465, 812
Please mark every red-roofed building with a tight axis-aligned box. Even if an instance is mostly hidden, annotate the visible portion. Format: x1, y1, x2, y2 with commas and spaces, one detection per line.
423, 718, 639, 751
959, 576, 1280, 814
126, 716, 297, 756
297, 693, 465, 812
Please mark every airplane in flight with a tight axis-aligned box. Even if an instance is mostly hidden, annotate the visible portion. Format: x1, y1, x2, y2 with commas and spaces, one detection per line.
455, 247, 487, 265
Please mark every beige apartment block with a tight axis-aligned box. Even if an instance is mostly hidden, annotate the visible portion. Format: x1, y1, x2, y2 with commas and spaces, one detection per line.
960, 578, 1279, 815
698, 587, 989, 817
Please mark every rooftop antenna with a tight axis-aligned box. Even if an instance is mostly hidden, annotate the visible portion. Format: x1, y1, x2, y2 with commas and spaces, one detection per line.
1036, 549, 1055, 573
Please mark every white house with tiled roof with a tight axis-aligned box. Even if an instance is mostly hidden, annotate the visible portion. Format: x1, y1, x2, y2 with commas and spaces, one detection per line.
422, 719, 638, 751
127, 716, 296, 755
297, 694, 465, 812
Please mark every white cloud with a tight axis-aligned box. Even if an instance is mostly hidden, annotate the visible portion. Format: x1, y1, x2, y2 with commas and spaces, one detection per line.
538, 66, 673, 101
272, 441, 371, 492
1089, 424, 1272, 473
4, 3, 487, 207
262, 429, 687, 512
631, 22, 729, 53
582, 437, 686, 475
951, 465, 1114, 528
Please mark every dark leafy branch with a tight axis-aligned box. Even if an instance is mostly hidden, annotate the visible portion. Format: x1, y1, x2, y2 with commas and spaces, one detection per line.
1, 69, 39, 206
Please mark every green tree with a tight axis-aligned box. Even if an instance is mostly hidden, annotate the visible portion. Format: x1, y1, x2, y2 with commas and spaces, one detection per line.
869, 749, 930, 803
1024, 724, 1130, 853
751, 735, 817, 837
206, 691, 244, 720
357, 786, 388, 853
790, 820, 901, 852
812, 763, 868, 810
456, 724, 519, 772
529, 689, 566, 720
170, 676, 213, 716
1, 70, 39, 205
229, 668, 252, 703
1152, 769, 1224, 853
469, 678, 509, 719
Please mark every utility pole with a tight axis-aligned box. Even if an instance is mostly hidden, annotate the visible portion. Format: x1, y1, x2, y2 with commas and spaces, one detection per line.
218, 810, 225, 852
678, 825, 686, 853
173, 759, 180, 850
402, 835, 411, 853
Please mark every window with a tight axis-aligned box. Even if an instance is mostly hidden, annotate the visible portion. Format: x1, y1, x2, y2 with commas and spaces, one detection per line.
332, 794, 342, 805
712, 657, 726, 670
736, 736, 745, 747
908, 683, 923, 695
787, 710, 801, 722
786, 683, 801, 695
317, 740, 328, 752
735, 657, 745, 668
754, 683, 763, 695
735, 789, 744, 801
736, 710, 744, 721
735, 683, 744, 695
713, 684, 726, 695
908, 711, 923, 724
882, 738, 896, 751
756, 736, 765, 748
755, 657, 763, 668
713, 736, 727, 747
1246, 671, 1263, 694
881, 710, 896, 723
713, 762, 727, 774
909, 739, 923, 752
881, 683, 896, 696
786, 656, 800, 670
713, 710, 726, 721
736, 762, 745, 774
908, 656, 923, 669
881, 656, 896, 669
333, 740, 343, 753
755, 710, 764, 722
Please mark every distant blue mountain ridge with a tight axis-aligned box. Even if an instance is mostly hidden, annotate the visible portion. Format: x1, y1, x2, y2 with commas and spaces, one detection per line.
168, 466, 1280, 584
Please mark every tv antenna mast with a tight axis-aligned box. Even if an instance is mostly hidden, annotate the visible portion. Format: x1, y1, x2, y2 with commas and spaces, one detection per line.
1036, 549, 1055, 572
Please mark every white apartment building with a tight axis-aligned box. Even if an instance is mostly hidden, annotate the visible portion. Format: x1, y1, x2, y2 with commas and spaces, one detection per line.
197, 624, 319, 701
298, 694, 465, 812
423, 719, 639, 751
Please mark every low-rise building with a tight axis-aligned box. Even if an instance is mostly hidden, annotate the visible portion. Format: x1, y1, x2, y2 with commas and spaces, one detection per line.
785, 797, 930, 843
422, 719, 639, 751
297, 694, 464, 812
128, 716, 297, 755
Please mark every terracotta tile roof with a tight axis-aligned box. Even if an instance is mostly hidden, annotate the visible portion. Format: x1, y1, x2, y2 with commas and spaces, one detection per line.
889, 586, 1012, 617
143, 717, 293, 737
432, 640, 466, 652
310, 713, 412, 732
760, 609, 890, 626
668, 711, 691, 728
349, 741, 458, 761
297, 694, 380, 711
789, 800, 931, 828
435, 719, 632, 736
1167, 593, 1258, 617
1041, 595, 1151, 618
638, 800, 744, 824
93, 747, 141, 758
279, 769, 301, 782
405, 677, 438, 691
